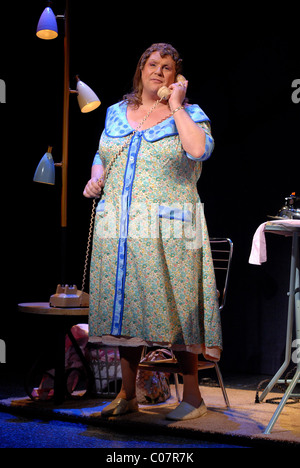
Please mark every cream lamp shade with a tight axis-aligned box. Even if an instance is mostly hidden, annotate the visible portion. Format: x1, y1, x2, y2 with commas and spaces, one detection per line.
76, 78, 101, 113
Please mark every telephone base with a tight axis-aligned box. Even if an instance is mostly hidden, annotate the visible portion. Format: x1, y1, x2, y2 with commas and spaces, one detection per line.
50, 284, 89, 308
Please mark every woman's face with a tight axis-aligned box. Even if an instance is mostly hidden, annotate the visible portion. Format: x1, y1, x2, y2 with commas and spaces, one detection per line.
141, 51, 176, 98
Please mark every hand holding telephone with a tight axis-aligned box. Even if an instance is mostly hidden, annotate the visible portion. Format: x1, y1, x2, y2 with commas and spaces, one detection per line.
157, 74, 186, 100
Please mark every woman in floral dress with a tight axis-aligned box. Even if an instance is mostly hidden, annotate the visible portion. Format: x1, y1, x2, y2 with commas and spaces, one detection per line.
83, 43, 222, 420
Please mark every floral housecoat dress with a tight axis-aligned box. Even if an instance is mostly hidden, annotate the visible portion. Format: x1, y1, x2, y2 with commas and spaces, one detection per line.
88, 101, 222, 361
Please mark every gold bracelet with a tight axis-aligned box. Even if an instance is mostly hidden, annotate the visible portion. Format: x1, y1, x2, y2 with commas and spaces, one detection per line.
172, 105, 184, 115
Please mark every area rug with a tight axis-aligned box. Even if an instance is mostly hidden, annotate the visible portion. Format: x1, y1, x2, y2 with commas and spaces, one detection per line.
0, 385, 299, 447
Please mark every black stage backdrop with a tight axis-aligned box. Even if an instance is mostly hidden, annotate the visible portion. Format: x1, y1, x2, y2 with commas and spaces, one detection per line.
1, 1, 299, 377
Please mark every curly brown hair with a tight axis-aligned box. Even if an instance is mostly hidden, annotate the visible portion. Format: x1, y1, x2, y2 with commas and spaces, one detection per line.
123, 43, 183, 109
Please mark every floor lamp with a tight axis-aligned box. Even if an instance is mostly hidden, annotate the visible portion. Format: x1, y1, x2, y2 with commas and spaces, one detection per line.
33, 1, 100, 305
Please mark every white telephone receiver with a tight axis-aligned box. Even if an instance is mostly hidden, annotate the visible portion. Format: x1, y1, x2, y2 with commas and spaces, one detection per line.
157, 74, 186, 100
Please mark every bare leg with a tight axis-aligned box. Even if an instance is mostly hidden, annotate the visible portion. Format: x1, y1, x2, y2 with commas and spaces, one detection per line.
117, 346, 143, 400
174, 351, 202, 408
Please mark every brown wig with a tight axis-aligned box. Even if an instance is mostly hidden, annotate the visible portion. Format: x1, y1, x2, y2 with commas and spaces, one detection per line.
123, 43, 183, 109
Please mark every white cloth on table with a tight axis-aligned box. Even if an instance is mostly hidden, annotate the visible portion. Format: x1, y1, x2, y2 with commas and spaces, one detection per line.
249, 220, 300, 265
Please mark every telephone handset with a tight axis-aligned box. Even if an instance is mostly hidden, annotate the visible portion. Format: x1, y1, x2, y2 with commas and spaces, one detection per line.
157, 74, 186, 100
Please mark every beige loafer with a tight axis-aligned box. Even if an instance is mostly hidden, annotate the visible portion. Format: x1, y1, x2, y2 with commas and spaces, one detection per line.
166, 400, 207, 421
101, 397, 138, 418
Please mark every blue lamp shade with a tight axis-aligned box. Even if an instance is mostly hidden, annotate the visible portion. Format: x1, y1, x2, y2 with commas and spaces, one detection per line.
36, 7, 58, 40
33, 148, 55, 185
76, 79, 101, 113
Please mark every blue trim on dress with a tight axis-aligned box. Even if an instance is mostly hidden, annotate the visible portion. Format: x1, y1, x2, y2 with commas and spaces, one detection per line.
105, 101, 210, 141
186, 133, 214, 162
158, 205, 192, 222
110, 131, 143, 335
92, 150, 103, 166
96, 199, 105, 212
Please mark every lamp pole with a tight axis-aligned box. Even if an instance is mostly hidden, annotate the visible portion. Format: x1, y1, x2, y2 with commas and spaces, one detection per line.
61, 0, 70, 283
35, 0, 100, 286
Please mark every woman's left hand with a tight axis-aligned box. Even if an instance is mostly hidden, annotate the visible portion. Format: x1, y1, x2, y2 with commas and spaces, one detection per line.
168, 80, 188, 112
